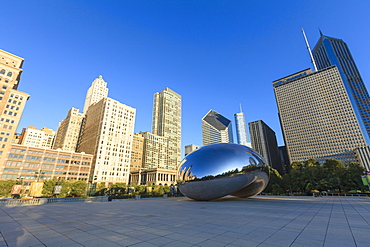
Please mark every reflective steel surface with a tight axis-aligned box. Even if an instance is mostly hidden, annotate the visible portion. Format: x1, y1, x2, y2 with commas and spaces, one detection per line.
178, 143, 269, 201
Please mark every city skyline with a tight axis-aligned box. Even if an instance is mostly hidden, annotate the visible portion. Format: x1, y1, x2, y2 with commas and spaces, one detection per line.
2, 2, 370, 153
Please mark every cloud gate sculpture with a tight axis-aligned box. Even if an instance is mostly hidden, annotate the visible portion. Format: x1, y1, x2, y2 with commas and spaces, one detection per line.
178, 143, 269, 201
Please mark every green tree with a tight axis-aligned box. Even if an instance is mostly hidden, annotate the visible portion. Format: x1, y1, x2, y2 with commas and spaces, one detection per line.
69, 180, 87, 197
152, 185, 165, 195
110, 183, 127, 196
263, 167, 283, 194
341, 163, 366, 192
133, 185, 146, 195
282, 159, 366, 194
322, 159, 345, 192
0, 180, 17, 197
42, 178, 70, 198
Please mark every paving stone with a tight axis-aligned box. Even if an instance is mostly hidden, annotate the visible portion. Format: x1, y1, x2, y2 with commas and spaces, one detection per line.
0, 196, 369, 247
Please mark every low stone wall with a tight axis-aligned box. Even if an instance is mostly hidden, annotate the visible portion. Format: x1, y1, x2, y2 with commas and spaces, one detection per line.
0, 196, 109, 207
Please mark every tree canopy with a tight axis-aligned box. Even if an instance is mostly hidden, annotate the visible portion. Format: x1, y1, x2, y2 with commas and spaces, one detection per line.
264, 159, 368, 195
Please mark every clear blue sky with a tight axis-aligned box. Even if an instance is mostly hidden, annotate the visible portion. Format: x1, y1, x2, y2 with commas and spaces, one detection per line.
2, 1, 370, 154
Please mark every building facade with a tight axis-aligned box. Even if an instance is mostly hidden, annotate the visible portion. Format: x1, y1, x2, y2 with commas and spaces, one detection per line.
202, 110, 233, 146
152, 88, 181, 170
83, 75, 109, 113
19, 126, 55, 149
354, 147, 370, 172
278, 146, 290, 173
185, 144, 199, 156
53, 107, 84, 152
77, 97, 136, 185
0, 143, 93, 184
130, 168, 177, 186
313, 34, 370, 141
234, 106, 251, 147
249, 120, 283, 174
273, 67, 368, 164
140, 132, 169, 170
130, 133, 144, 172
0, 50, 30, 166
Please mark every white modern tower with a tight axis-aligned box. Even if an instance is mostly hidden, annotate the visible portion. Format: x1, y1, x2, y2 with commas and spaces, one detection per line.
234, 104, 251, 147
83, 75, 108, 113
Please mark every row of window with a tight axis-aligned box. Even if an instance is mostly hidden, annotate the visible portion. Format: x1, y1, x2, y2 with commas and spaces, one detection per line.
0, 69, 12, 77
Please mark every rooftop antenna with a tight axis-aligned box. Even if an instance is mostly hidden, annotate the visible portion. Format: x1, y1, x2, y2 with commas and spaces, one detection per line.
239, 103, 243, 113
302, 28, 318, 72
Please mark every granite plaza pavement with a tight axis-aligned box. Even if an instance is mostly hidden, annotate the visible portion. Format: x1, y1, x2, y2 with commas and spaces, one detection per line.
0, 196, 370, 247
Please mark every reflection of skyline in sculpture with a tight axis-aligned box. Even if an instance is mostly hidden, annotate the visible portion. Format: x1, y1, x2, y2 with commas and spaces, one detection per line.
178, 143, 269, 201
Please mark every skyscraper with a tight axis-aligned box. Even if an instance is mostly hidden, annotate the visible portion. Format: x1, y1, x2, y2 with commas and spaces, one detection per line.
185, 144, 199, 156
130, 133, 144, 172
234, 105, 251, 147
141, 132, 169, 169
249, 120, 283, 174
273, 67, 368, 164
202, 110, 233, 146
312, 33, 370, 141
152, 88, 181, 170
19, 126, 55, 149
77, 97, 136, 185
53, 107, 84, 151
0, 50, 30, 166
83, 75, 108, 113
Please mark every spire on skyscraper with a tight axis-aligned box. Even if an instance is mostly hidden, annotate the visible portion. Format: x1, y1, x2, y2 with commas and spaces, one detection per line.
319, 28, 323, 37
302, 28, 318, 72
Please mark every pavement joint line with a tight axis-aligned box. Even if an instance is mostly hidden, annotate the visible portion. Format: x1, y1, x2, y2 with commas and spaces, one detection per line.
235, 197, 327, 246
341, 197, 362, 247
348, 196, 370, 227
1, 196, 370, 246
321, 196, 335, 247
287, 197, 329, 246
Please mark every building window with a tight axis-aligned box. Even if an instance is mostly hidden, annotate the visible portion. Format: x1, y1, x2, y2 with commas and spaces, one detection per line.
7, 72, 12, 77
0, 69, 5, 75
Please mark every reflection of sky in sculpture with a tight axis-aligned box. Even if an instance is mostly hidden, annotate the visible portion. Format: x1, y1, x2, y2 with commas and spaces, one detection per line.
181, 143, 265, 179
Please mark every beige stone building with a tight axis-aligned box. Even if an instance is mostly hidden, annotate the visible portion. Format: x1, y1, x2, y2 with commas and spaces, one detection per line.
141, 131, 169, 169
152, 88, 181, 170
185, 144, 199, 156
130, 168, 178, 186
77, 97, 136, 186
273, 67, 367, 164
130, 133, 144, 172
129, 132, 178, 185
19, 126, 55, 149
83, 75, 108, 113
0, 50, 30, 167
0, 143, 93, 184
53, 107, 84, 151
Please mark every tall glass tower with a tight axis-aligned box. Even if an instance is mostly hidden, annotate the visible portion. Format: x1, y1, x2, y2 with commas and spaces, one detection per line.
312, 33, 370, 141
234, 104, 251, 147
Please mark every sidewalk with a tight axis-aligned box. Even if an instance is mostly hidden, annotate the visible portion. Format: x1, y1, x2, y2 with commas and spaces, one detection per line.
0, 196, 369, 246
